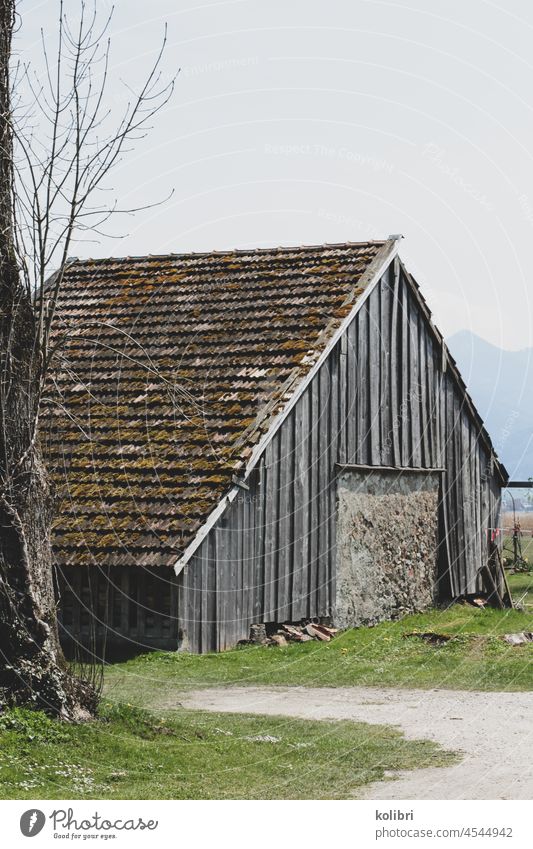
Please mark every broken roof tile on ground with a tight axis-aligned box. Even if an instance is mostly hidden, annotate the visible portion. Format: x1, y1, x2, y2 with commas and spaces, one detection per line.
44, 240, 387, 569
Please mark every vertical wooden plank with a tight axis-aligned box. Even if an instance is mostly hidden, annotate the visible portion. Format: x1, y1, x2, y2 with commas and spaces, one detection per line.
246, 477, 256, 631
215, 525, 224, 651
192, 559, 201, 652
474, 430, 484, 580
439, 372, 452, 593
454, 400, 467, 594
328, 347, 340, 614
253, 458, 266, 621
277, 410, 294, 622
234, 496, 243, 644
368, 283, 381, 465
207, 534, 217, 651
177, 567, 188, 649
120, 569, 128, 644
338, 332, 348, 466
200, 541, 209, 653
433, 340, 442, 467
400, 275, 411, 466
471, 440, 480, 586
422, 330, 435, 467
346, 318, 357, 464
465, 414, 478, 593
475, 443, 485, 580
182, 564, 190, 651
240, 484, 250, 635
443, 374, 455, 594
460, 406, 471, 594
446, 374, 458, 595
169, 569, 179, 649
466, 420, 476, 589
418, 323, 428, 468
317, 363, 331, 614
263, 439, 279, 621
480, 447, 491, 590
184, 562, 193, 651
308, 373, 319, 617
448, 376, 462, 595
292, 388, 308, 620
225, 510, 238, 646
390, 258, 401, 467
379, 270, 392, 466
356, 305, 369, 464
409, 307, 422, 467
436, 366, 445, 469
73, 567, 81, 641
137, 568, 146, 642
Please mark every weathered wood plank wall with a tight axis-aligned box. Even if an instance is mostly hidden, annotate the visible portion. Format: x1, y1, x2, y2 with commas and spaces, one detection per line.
175, 261, 503, 651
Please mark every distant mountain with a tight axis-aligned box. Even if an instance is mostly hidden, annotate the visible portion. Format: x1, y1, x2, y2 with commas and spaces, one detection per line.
446, 330, 533, 482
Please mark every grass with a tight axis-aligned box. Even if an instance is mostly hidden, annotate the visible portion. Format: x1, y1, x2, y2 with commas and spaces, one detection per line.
507, 570, 533, 612
4, 596, 531, 800
104, 603, 533, 707
503, 536, 533, 564
0, 704, 453, 800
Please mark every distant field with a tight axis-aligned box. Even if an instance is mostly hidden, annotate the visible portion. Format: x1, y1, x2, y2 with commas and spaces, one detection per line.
502, 511, 533, 532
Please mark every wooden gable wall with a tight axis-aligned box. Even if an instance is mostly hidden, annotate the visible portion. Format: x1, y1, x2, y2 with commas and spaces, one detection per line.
176, 258, 503, 652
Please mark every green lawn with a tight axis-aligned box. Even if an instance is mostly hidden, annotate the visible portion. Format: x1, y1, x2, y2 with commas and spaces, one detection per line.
105, 603, 533, 707
0, 704, 453, 800
508, 570, 533, 612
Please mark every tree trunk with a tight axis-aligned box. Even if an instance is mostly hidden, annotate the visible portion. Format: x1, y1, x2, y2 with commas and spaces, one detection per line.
0, 0, 95, 719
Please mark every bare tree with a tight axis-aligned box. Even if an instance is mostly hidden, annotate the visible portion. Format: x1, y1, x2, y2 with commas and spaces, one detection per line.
0, 0, 174, 718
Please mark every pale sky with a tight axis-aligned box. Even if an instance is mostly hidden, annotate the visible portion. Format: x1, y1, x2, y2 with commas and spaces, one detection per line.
17, 0, 533, 350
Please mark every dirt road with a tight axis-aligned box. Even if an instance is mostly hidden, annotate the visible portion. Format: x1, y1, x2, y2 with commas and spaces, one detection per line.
181, 686, 533, 799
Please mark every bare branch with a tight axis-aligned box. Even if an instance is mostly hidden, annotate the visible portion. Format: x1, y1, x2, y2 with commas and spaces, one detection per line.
11, 1, 176, 374
4, 0, 176, 510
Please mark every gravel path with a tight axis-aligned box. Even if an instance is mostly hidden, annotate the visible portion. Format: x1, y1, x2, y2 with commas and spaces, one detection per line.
181, 686, 533, 799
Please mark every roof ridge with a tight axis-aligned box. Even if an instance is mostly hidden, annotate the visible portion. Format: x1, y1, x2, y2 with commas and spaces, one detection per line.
67, 239, 387, 265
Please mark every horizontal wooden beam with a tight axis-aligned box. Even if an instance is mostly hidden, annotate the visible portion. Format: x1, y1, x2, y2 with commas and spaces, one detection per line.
335, 463, 446, 474
505, 481, 533, 488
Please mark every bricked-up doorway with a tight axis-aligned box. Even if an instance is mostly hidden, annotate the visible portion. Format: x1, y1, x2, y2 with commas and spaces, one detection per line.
335, 467, 442, 628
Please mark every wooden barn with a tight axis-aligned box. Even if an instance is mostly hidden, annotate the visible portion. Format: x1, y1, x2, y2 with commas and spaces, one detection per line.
45, 237, 508, 655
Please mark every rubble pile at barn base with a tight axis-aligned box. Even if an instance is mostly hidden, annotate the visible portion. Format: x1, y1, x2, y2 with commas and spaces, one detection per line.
242, 621, 338, 647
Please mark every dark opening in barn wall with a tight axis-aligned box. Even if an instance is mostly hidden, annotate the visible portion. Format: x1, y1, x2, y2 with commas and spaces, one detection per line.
335, 469, 440, 628
56, 565, 178, 659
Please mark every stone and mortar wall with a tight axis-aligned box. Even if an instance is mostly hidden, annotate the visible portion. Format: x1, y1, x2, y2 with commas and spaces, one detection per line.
335, 470, 440, 628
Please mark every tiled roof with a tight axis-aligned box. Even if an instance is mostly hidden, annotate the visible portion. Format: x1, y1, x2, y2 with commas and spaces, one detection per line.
44, 240, 390, 567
